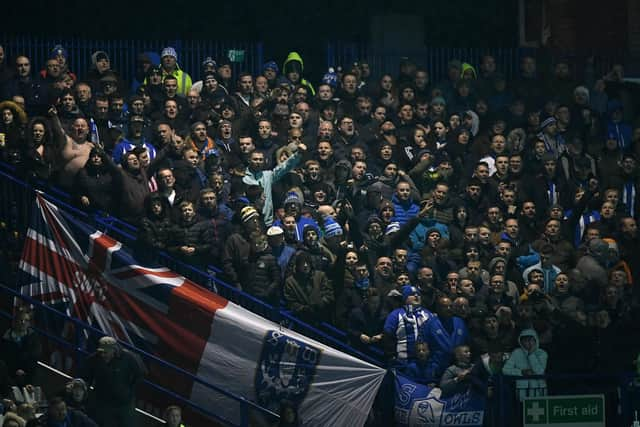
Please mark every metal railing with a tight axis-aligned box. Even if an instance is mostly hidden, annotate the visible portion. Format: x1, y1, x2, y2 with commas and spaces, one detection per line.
1, 34, 264, 86
326, 42, 628, 83
0, 284, 279, 427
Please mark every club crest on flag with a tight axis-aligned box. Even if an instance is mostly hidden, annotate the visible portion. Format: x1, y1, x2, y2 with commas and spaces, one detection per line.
255, 330, 321, 412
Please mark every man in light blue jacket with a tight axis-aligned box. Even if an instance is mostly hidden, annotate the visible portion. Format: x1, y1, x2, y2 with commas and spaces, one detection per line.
243, 142, 306, 226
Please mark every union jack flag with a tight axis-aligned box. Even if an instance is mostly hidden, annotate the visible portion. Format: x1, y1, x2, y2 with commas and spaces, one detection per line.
18, 194, 227, 394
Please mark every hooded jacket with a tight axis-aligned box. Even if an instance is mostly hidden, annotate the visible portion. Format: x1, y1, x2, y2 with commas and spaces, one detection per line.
502, 328, 547, 399
280, 52, 315, 95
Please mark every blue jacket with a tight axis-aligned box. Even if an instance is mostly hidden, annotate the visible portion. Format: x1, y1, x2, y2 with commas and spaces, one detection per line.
410, 220, 450, 251
423, 315, 468, 377
391, 194, 419, 226
384, 305, 432, 363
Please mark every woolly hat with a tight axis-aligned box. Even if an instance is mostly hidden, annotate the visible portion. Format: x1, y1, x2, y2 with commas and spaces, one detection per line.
240, 206, 259, 223
302, 224, 318, 240
385, 222, 401, 235
401, 285, 420, 303
322, 68, 338, 88
50, 44, 68, 59
91, 50, 110, 68
202, 56, 217, 69
378, 199, 395, 215
284, 191, 303, 206
161, 47, 178, 60
262, 60, 279, 74
367, 214, 383, 227
540, 116, 557, 130
323, 215, 343, 238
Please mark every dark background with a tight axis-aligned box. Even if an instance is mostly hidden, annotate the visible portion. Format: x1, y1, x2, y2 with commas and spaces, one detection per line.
5, 0, 519, 79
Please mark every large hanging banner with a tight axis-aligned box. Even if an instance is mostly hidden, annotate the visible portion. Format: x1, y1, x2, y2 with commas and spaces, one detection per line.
19, 194, 386, 426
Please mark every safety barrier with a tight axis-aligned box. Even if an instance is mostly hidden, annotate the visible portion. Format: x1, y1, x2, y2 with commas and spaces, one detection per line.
0, 161, 385, 367
1, 34, 264, 85
0, 283, 279, 426
326, 42, 627, 83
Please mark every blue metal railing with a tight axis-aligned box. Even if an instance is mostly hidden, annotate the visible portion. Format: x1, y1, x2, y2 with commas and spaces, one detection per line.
0, 161, 385, 367
1, 34, 264, 86
0, 283, 279, 427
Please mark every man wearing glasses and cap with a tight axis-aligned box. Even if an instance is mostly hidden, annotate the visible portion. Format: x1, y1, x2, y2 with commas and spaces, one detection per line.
81, 336, 146, 427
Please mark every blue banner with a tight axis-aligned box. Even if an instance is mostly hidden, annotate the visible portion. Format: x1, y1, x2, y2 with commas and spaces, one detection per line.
394, 372, 485, 427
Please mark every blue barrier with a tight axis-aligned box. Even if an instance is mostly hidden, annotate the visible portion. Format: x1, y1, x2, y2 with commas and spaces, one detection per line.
0, 161, 386, 367
1, 34, 264, 87
0, 283, 279, 426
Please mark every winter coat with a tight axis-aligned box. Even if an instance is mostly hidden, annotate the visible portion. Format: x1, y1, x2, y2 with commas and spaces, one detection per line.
167, 217, 214, 266
423, 315, 469, 377
221, 233, 251, 287
106, 158, 150, 225
502, 328, 548, 401
81, 349, 145, 408
0, 328, 42, 385
243, 251, 281, 304
75, 163, 114, 212
284, 270, 334, 323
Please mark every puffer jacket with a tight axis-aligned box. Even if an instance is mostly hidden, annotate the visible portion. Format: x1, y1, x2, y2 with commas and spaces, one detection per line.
243, 251, 280, 304
167, 217, 214, 265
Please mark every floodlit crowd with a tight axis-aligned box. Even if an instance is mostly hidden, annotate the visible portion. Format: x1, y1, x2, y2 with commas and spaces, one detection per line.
1, 41, 640, 425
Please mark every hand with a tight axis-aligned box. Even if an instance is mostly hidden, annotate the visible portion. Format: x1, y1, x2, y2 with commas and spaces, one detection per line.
342, 200, 354, 218
80, 196, 90, 207
588, 178, 599, 192
574, 187, 585, 203
371, 334, 383, 343
48, 106, 58, 116
297, 143, 307, 152
419, 199, 434, 217
24, 384, 34, 393
507, 205, 517, 215
360, 334, 371, 344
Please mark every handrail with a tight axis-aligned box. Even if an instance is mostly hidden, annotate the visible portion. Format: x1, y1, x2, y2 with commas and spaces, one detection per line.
0, 308, 239, 426
0, 160, 386, 366
0, 283, 280, 424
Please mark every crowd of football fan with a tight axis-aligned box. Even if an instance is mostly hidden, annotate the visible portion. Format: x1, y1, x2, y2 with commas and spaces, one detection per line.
1, 42, 640, 425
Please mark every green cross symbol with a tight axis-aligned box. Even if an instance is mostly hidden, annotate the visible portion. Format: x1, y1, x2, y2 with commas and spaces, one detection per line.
525, 400, 547, 424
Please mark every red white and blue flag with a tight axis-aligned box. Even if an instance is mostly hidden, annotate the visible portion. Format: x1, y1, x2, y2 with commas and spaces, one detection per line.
19, 194, 385, 426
